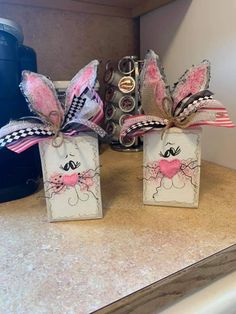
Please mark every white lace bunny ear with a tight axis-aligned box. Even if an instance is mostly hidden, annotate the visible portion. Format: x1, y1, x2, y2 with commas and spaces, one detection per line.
20, 71, 64, 128
64, 60, 99, 114
172, 60, 211, 111
140, 50, 171, 117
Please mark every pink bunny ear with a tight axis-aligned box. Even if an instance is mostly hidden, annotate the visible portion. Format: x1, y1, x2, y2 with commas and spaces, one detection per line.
140, 50, 170, 116
65, 60, 99, 113
21, 71, 64, 127
172, 60, 211, 110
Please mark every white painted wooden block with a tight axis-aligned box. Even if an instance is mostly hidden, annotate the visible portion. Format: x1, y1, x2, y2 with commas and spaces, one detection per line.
143, 128, 201, 208
39, 133, 102, 221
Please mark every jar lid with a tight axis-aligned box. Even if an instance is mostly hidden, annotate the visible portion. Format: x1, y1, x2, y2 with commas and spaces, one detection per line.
0, 17, 24, 43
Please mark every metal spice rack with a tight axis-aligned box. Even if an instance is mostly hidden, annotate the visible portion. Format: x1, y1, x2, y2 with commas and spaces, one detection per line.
103, 56, 143, 151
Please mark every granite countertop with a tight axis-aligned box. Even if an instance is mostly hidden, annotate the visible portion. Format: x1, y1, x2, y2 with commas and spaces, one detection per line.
1, 147, 236, 313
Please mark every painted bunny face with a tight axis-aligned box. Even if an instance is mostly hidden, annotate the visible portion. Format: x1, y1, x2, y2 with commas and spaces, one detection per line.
143, 128, 201, 202
39, 136, 100, 207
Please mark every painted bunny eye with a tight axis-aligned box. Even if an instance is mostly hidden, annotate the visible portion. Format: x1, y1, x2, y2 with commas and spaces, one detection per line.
160, 146, 181, 158
160, 150, 170, 158
64, 163, 70, 171
175, 146, 181, 155
169, 147, 175, 155
60, 160, 81, 171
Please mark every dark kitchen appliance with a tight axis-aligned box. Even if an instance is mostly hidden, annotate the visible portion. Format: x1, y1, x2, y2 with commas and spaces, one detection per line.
0, 17, 40, 202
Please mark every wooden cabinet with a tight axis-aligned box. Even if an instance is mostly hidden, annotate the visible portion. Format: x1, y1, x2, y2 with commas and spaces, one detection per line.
0, 0, 176, 17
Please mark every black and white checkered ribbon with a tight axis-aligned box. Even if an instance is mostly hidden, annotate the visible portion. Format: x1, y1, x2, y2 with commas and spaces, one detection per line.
64, 87, 94, 123
64, 94, 86, 123
122, 119, 165, 138
0, 127, 53, 148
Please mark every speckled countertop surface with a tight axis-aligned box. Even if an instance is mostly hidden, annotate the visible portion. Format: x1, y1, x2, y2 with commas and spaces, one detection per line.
1, 148, 236, 313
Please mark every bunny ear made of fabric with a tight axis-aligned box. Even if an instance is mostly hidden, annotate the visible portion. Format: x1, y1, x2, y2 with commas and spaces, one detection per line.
64, 60, 99, 115
140, 50, 171, 117
172, 60, 211, 111
20, 71, 64, 128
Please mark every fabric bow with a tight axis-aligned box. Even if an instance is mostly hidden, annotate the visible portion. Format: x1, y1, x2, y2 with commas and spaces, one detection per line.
0, 60, 106, 153
121, 50, 235, 139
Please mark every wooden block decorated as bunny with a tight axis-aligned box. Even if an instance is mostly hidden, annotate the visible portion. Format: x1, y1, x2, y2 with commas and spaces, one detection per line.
121, 50, 235, 208
143, 127, 201, 207
0, 60, 105, 221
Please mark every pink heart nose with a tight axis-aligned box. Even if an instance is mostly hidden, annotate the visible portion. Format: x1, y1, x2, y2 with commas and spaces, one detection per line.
159, 159, 181, 179
62, 173, 78, 187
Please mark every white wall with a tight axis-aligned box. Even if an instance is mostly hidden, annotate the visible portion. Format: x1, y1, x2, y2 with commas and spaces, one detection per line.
140, 0, 236, 169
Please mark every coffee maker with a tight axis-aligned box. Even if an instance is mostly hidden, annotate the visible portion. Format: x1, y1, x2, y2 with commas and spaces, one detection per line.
0, 18, 40, 202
